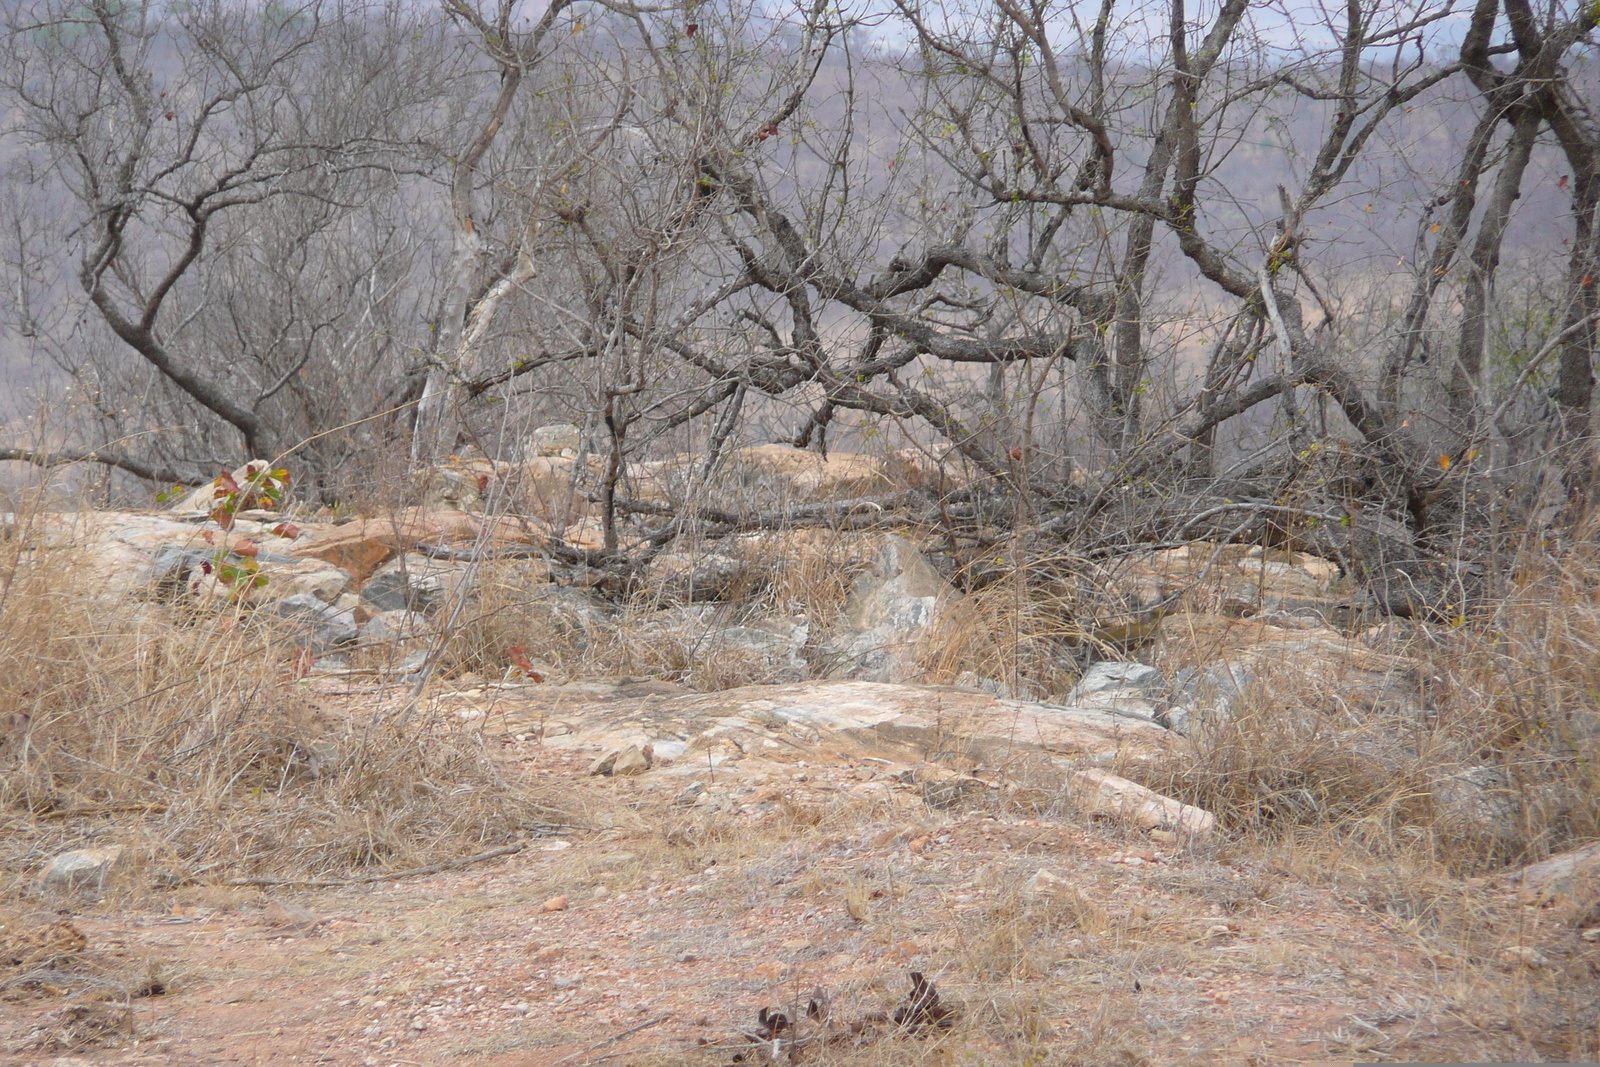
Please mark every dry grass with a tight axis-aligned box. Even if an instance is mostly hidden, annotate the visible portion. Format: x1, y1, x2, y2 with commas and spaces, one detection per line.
440, 528, 870, 690
0, 492, 573, 898
918, 564, 1097, 699
1138, 520, 1600, 875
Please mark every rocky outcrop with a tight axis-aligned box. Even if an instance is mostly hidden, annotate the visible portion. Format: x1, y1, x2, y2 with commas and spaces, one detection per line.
487, 678, 1182, 780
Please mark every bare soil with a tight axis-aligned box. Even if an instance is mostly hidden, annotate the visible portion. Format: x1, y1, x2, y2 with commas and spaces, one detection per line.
3, 680, 1594, 1067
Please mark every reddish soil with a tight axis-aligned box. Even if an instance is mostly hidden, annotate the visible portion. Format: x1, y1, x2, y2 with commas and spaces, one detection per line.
3, 694, 1592, 1067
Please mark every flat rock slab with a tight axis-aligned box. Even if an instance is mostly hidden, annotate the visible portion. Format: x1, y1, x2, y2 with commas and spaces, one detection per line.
478, 680, 1179, 782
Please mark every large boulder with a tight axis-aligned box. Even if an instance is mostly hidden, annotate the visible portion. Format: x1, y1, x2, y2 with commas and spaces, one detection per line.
824, 535, 957, 683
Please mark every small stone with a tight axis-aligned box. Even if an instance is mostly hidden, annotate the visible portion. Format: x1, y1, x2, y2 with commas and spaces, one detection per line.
543, 895, 569, 912
675, 952, 697, 963
1148, 830, 1177, 846
611, 744, 654, 777
552, 976, 578, 991
1212, 991, 1232, 1005
1019, 868, 1074, 904
888, 940, 922, 962
410, 1017, 428, 1031
1582, 928, 1600, 943
36, 847, 124, 890
1499, 945, 1548, 969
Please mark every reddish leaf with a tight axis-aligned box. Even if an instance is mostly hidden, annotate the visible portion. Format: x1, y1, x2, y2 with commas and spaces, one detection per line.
209, 507, 235, 531
507, 645, 545, 681
686, 21, 697, 36
230, 537, 259, 558
216, 472, 241, 495
271, 522, 301, 540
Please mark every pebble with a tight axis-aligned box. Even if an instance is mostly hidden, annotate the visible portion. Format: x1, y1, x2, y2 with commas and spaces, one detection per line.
410, 1017, 428, 1031
543, 895, 570, 912
553, 976, 578, 990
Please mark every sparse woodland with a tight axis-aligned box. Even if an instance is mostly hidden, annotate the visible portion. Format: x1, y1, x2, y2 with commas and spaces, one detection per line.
2, 0, 1600, 1063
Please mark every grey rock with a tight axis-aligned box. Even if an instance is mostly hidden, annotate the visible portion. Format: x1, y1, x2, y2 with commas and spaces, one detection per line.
1432, 766, 1521, 844
360, 554, 474, 615
530, 423, 582, 456
36, 847, 124, 890
825, 536, 957, 683
1067, 662, 1169, 722
262, 592, 359, 649
360, 609, 432, 644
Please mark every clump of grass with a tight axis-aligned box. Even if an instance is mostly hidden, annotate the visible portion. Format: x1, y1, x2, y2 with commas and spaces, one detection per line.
1141, 514, 1600, 874
442, 527, 871, 690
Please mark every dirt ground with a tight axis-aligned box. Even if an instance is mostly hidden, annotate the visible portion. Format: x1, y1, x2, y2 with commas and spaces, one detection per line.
3, 680, 1595, 1067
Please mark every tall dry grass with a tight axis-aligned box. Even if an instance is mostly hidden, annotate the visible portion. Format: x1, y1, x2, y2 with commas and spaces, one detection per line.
1143, 521, 1600, 873
441, 528, 870, 690
0, 491, 570, 896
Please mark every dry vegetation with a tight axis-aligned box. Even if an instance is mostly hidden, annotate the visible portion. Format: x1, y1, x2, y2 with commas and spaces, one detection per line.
3, 476, 1599, 1064
0, 493, 577, 900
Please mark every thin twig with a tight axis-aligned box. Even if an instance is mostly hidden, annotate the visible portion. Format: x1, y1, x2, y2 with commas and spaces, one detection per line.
548, 1013, 670, 1066
223, 836, 568, 888
28, 802, 169, 822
